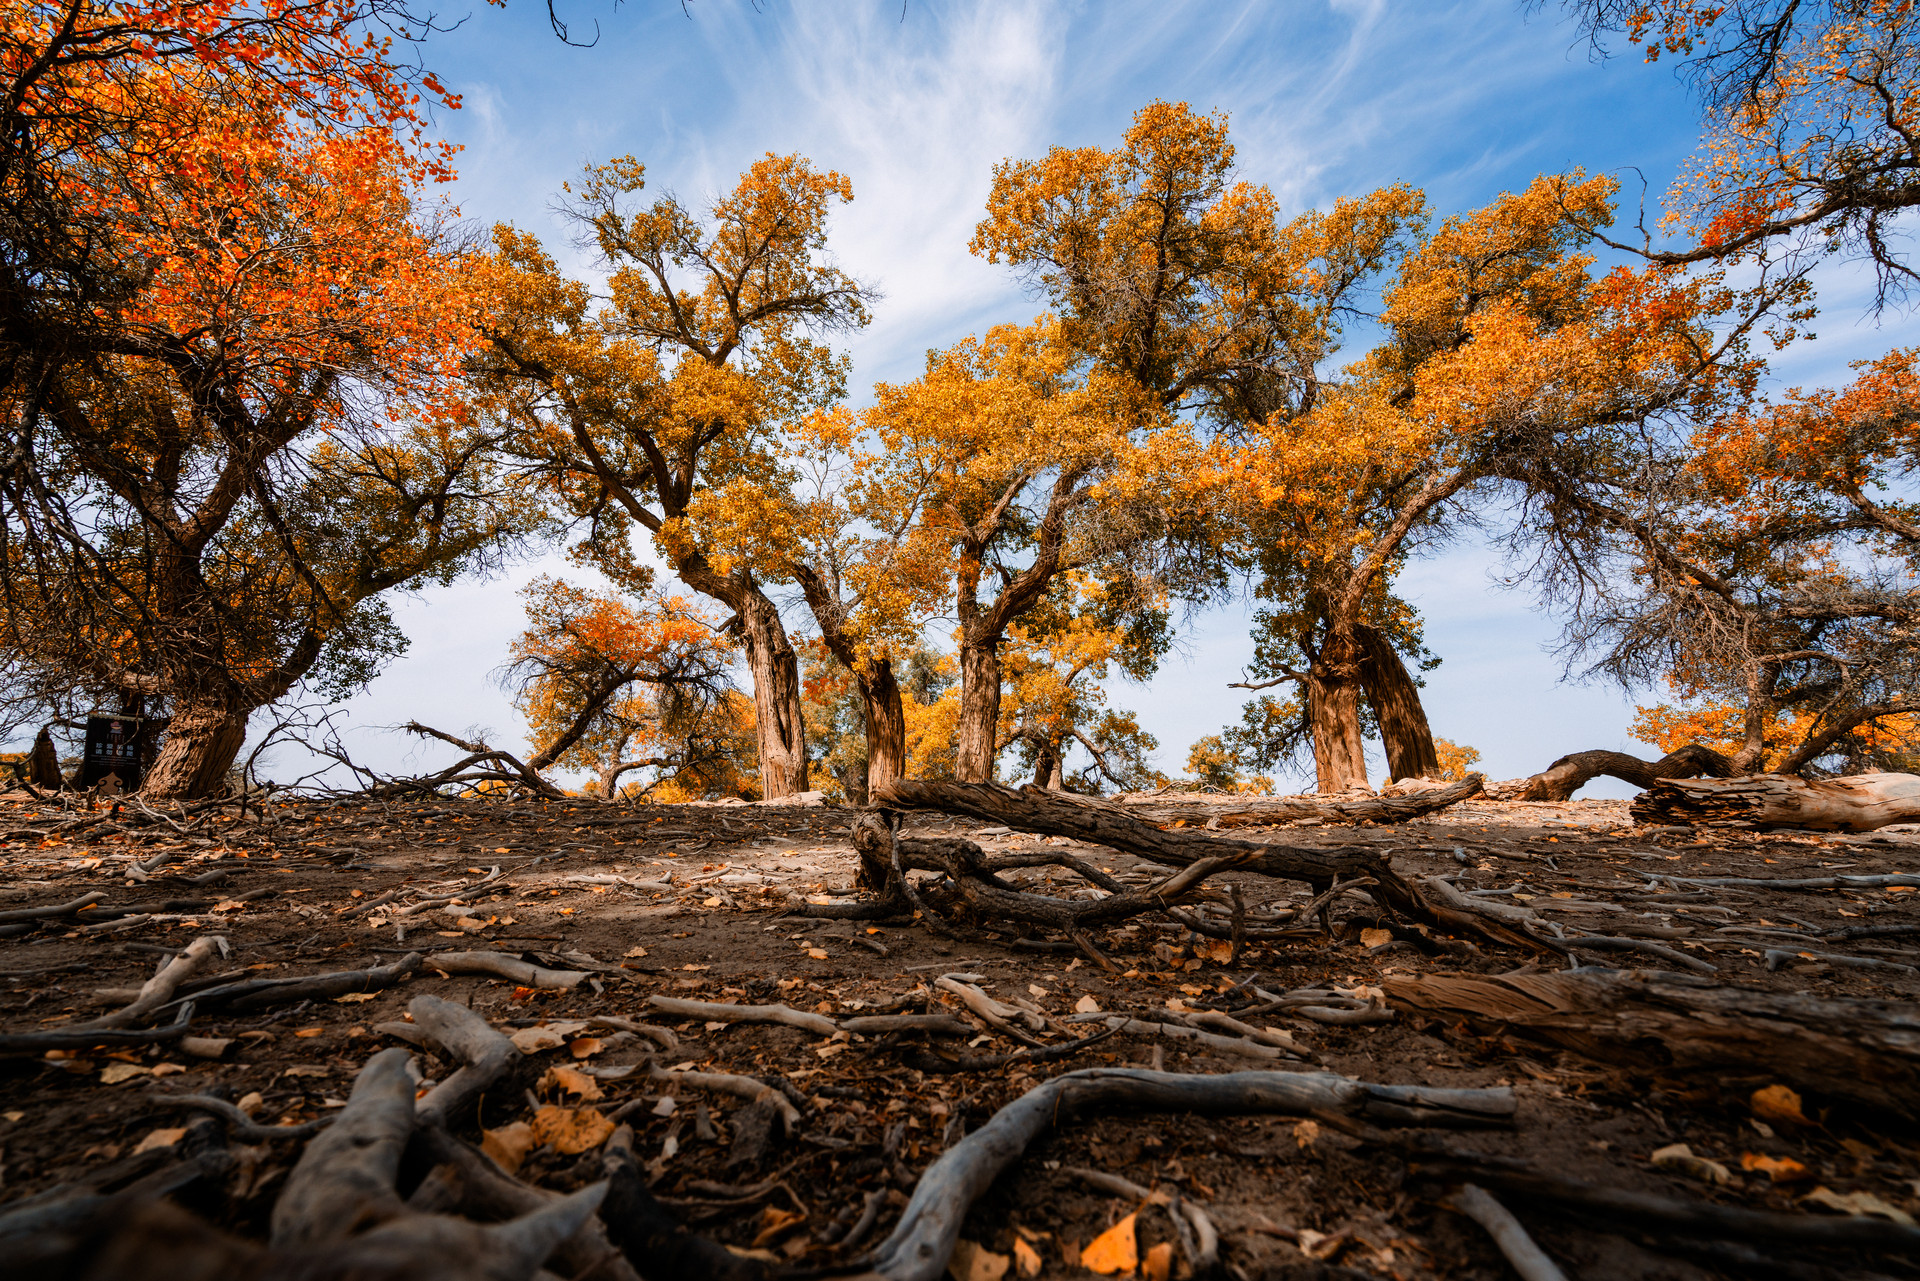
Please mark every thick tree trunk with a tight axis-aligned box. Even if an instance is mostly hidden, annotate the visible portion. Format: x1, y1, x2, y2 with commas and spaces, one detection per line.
860, 658, 906, 796
1493, 744, 1736, 802
953, 633, 1002, 783
1306, 646, 1368, 793
1355, 625, 1440, 782
140, 704, 249, 800
28, 726, 62, 788
1630, 771, 1920, 832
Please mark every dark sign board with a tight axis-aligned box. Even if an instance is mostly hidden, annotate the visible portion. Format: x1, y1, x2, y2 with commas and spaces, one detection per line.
76, 715, 168, 790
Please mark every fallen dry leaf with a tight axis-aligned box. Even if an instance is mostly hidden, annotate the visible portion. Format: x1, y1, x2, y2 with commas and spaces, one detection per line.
131, 1127, 185, 1154
1142, 1240, 1174, 1281
624, 946, 648, 958
100, 1063, 152, 1084
509, 1027, 565, 1055
1740, 1152, 1812, 1182
947, 1238, 1011, 1281
1652, 1142, 1732, 1185
568, 1036, 604, 1059
752, 1205, 806, 1248
1293, 1119, 1320, 1149
1802, 1186, 1916, 1225
540, 1065, 604, 1100
528, 1105, 613, 1155
1011, 1236, 1042, 1278
805, 947, 828, 960
333, 992, 377, 1004
1080, 1213, 1137, 1275
1359, 927, 1394, 949
1074, 994, 1101, 1014
481, 1121, 536, 1174
1751, 1084, 1810, 1126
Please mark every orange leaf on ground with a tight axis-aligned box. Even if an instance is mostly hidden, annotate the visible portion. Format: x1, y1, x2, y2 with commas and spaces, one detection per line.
947, 1239, 1011, 1281
541, 1065, 604, 1100
528, 1105, 613, 1154
1080, 1214, 1137, 1275
1751, 1084, 1810, 1125
1142, 1240, 1175, 1281
481, 1121, 536, 1174
1011, 1236, 1043, 1277
1741, 1152, 1811, 1182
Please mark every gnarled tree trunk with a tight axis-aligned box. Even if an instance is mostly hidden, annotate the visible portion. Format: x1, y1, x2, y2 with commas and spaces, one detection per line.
1306, 633, 1368, 793
859, 658, 906, 795
682, 556, 808, 799
1356, 624, 1440, 782
141, 704, 248, 800
953, 631, 1002, 783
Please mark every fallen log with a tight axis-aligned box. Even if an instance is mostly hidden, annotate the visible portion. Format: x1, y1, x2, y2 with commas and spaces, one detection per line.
866, 1067, 1515, 1281
1112, 773, 1484, 827
1488, 745, 1733, 802
156, 951, 422, 1013
1381, 968, 1920, 1121
867, 780, 1541, 951
1629, 771, 1920, 831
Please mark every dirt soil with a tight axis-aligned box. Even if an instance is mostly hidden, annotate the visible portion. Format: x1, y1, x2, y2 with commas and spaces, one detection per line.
0, 789, 1916, 1280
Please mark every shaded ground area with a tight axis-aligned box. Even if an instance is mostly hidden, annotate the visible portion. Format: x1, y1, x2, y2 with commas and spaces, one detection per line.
0, 790, 1915, 1279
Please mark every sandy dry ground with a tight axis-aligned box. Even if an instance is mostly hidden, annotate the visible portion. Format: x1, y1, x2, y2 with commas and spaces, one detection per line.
0, 789, 1915, 1279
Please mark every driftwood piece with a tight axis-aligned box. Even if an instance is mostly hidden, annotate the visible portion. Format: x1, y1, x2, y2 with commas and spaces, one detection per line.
645, 994, 837, 1036
164, 952, 422, 1013
425, 950, 586, 989
1382, 968, 1920, 1121
0, 890, 108, 924
409, 994, 516, 1128
1630, 771, 1920, 831
0, 1002, 197, 1054
868, 780, 1538, 950
1112, 774, 1484, 827
409, 1125, 641, 1281
76, 934, 225, 1031
270, 1046, 417, 1247
1490, 745, 1733, 802
867, 1067, 1515, 1281
1444, 1183, 1568, 1281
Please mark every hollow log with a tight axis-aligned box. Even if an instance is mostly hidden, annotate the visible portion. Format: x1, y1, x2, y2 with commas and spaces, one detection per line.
1490, 744, 1734, 802
1381, 968, 1920, 1122
1112, 773, 1483, 827
1629, 771, 1920, 831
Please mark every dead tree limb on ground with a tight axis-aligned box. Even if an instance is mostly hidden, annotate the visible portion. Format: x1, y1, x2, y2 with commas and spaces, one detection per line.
867, 1067, 1515, 1281
1112, 773, 1484, 827
373, 723, 569, 800
1630, 771, 1920, 831
1487, 744, 1734, 801
865, 781, 1542, 951
1382, 968, 1920, 1122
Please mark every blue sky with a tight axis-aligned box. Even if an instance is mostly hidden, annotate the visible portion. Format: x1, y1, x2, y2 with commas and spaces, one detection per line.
292, 0, 1916, 794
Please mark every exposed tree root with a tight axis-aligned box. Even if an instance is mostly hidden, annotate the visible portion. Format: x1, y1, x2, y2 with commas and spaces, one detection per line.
1112, 773, 1485, 827
864, 1067, 1514, 1281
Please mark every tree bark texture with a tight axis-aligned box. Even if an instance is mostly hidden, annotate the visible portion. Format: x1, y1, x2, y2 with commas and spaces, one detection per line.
859, 657, 907, 796
735, 590, 808, 799
1629, 771, 1920, 831
952, 632, 1002, 784
28, 726, 62, 788
1307, 631, 1369, 793
140, 705, 248, 800
1382, 968, 1920, 1122
1355, 624, 1441, 782
1494, 744, 1735, 802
